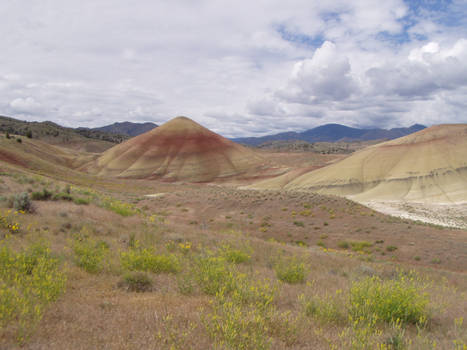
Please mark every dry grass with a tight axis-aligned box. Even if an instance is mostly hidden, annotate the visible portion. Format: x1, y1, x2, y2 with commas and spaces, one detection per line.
0, 166, 466, 349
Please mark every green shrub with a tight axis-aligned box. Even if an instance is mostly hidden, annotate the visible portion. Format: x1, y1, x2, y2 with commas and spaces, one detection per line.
0, 242, 66, 342
52, 192, 73, 201
338, 241, 350, 249
195, 256, 235, 295
316, 240, 326, 248
293, 221, 304, 227
13, 192, 33, 212
120, 248, 180, 274
220, 244, 251, 264
302, 292, 346, 324
350, 241, 373, 252
274, 257, 306, 284
73, 197, 90, 205
118, 272, 152, 292
386, 245, 398, 252
72, 237, 109, 273
204, 291, 271, 350
31, 188, 53, 201
349, 274, 429, 325
102, 198, 137, 216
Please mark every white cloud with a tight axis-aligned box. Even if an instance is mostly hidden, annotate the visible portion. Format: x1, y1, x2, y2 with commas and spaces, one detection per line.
276, 41, 359, 104
9, 97, 43, 114
0, 0, 466, 135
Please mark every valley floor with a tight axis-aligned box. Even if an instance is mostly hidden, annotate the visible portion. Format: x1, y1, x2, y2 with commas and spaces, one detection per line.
0, 164, 466, 349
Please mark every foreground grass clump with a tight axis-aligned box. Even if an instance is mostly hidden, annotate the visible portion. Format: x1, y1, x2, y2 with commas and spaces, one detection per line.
349, 273, 430, 325
12, 192, 33, 212
0, 241, 66, 342
101, 198, 137, 217
195, 256, 236, 295
219, 244, 251, 264
118, 272, 153, 292
274, 256, 306, 284
204, 290, 272, 350
72, 236, 109, 273
301, 291, 347, 325
121, 248, 180, 274
350, 241, 373, 252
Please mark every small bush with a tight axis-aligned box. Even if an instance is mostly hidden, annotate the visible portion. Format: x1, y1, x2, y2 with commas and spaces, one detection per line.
72, 237, 109, 273
386, 245, 398, 252
317, 240, 326, 248
102, 198, 137, 216
302, 292, 347, 324
349, 273, 430, 325
31, 188, 53, 201
16, 138, 22, 143
53, 192, 73, 201
73, 197, 90, 205
204, 291, 271, 350
293, 221, 304, 227
0, 242, 66, 342
13, 192, 33, 212
220, 244, 251, 264
275, 257, 306, 284
350, 241, 373, 252
338, 241, 350, 249
120, 248, 180, 274
195, 256, 235, 295
118, 272, 152, 292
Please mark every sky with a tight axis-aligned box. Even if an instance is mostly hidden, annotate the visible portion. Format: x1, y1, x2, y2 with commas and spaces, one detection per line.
1, 0, 467, 137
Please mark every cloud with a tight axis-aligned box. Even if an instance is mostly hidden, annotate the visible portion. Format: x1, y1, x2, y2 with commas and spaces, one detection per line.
367, 39, 467, 97
0, 0, 466, 135
9, 97, 43, 115
276, 41, 358, 104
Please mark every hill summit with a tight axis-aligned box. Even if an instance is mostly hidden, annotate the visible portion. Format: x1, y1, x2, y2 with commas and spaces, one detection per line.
88, 116, 271, 182
251, 124, 467, 203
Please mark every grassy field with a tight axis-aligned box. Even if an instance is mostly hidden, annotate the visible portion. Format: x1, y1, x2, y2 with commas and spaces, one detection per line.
0, 158, 466, 349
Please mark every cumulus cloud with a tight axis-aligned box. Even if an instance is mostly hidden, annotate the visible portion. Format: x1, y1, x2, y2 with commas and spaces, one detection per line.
276, 41, 358, 104
0, 0, 466, 135
9, 97, 43, 115
367, 39, 467, 97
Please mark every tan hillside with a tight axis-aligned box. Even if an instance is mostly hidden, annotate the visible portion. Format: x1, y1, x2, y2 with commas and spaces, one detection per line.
252, 124, 467, 203
87, 116, 277, 182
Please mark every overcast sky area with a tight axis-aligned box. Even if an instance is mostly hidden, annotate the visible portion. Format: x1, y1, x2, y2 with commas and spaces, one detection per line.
1, 0, 467, 137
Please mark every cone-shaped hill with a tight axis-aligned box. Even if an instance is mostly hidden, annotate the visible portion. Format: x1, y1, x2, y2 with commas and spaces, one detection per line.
88, 116, 275, 182
251, 124, 467, 203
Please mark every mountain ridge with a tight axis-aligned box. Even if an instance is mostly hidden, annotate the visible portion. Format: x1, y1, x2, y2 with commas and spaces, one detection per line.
91, 121, 158, 137
232, 123, 426, 146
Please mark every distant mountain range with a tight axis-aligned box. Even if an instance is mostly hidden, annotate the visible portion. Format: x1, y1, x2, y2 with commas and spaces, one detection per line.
92, 121, 158, 137
232, 124, 427, 146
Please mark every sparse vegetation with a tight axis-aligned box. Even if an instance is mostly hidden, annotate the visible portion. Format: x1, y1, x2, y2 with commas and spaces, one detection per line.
349, 272, 430, 325
0, 148, 465, 349
72, 235, 109, 273
274, 256, 306, 284
12, 192, 33, 212
0, 241, 66, 342
118, 272, 153, 292
120, 247, 180, 274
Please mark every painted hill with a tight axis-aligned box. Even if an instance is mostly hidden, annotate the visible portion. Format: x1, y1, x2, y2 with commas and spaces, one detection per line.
92, 121, 158, 137
88, 116, 278, 182
251, 124, 467, 203
233, 123, 426, 146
